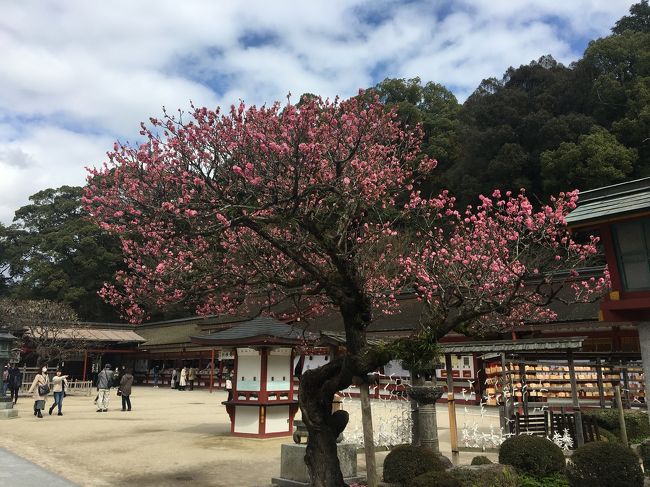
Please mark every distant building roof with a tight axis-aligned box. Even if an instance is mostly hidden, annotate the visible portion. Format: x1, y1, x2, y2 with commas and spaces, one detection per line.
137, 322, 204, 347
190, 316, 318, 346
567, 177, 650, 227
439, 336, 587, 354
28, 328, 146, 343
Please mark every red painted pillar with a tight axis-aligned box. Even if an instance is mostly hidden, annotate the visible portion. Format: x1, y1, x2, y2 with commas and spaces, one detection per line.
210, 348, 215, 394
259, 348, 269, 435
82, 350, 88, 382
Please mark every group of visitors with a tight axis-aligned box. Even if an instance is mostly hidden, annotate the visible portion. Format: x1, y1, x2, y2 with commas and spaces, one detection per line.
169, 365, 198, 391
2, 363, 23, 404
27, 364, 67, 418
95, 363, 134, 412
16, 361, 223, 420
23, 362, 135, 418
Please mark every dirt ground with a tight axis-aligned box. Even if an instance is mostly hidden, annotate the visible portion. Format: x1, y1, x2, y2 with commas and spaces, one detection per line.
0, 387, 499, 486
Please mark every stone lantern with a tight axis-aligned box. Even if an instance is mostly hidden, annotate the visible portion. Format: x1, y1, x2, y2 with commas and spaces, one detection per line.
0, 328, 18, 419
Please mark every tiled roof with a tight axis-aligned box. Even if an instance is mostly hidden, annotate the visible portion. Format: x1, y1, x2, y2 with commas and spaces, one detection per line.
567, 178, 650, 226
190, 316, 317, 345
28, 328, 145, 343
439, 336, 587, 354
137, 323, 203, 346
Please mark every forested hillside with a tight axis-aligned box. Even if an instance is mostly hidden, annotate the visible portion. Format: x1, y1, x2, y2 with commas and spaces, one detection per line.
371, 0, 650, 204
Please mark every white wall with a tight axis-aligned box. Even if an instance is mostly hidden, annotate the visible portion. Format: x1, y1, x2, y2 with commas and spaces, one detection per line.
265, 405, 290, 433
237, 349, 261, 391
234, 406, 259, 434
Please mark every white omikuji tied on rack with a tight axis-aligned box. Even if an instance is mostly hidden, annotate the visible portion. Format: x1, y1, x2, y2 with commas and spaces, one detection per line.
339, 372, 413, 448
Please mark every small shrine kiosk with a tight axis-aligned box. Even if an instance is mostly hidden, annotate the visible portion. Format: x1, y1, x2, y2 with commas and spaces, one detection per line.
191, 316, 317, 438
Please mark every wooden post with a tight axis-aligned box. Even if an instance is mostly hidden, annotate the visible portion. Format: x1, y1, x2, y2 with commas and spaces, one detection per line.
567, 351, 584, 447
445, 354, 458, 456
622, 365, 631, 407
614, 385, 628, 445
210, 348, 215, 394
501, 353, 511, 434
596, 359, 605, 408
358, 376, 378, 487
519, 360, 528, 421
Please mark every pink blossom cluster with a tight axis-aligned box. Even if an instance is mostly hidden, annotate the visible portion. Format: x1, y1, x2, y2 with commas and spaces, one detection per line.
84, 93, 606, 333
85, 94, 434, 322
399, 189, 607, 332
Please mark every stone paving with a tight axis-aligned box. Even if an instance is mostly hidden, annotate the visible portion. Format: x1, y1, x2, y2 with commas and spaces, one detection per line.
0, 447, 79, 487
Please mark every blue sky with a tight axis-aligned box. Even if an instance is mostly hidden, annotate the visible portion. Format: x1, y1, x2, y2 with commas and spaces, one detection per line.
0, 0, 635, 224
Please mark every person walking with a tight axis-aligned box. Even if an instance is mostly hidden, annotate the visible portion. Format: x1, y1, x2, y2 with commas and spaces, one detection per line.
188, 366, 196, 391
8, 364, 22, 405
225, 374, 233, 401
28, 365, 49, 418
179, 366, 187, 391
49, 369, 68, 416
170, 368, 178, 389
119, 369, 134, 411
152, 365, 160, 388
96, 363, 113, 412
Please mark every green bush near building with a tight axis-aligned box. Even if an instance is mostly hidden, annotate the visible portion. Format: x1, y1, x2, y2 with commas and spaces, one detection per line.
582, 409, 650, 443
408, 469, 461, 487
566, 441, 643, 487
470, 455, 493, 466
518, 473, 570, 487
383, 444, 448, 485
448, 465, 519, 487
498, 435, 565, 478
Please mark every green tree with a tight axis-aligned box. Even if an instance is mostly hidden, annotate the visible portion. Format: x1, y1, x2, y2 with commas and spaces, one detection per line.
371, 77, 460, 182
540, 126, 637, 194
445, 56, 586, 202
0, 186, 124, 321
613, 0, 650, 35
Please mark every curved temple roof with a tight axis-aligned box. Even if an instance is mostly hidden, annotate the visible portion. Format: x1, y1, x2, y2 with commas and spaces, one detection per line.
190, 316, 318, 346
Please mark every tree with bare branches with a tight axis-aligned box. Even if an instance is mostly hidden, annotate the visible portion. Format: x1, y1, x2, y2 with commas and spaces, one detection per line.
0, 298, 87, 365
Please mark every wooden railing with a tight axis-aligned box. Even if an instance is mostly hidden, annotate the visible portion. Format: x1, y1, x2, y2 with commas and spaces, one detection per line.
19, 376, 93, 396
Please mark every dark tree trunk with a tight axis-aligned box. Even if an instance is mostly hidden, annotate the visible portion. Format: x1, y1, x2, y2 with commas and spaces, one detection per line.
298, 289, 385, 487
300, 357, 350, 487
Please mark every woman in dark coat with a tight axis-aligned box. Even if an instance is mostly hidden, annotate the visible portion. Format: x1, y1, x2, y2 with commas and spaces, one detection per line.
8, 364, 22, 405
119, 369, 134, 411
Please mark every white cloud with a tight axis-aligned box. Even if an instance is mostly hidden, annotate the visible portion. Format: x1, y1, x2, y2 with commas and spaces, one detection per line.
0, 0, 637, 223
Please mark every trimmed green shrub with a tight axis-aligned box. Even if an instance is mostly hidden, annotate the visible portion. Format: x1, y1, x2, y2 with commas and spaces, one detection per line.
597, 428, 619, 443
470, 455, 493, 465
498, 435, 565, 477
448, 465, 519, 487
409, 469, 461, 487
566, 441, 643, 487
639, 440, 650, 476
383, 444, 448, 485
582, 409, 650, 443
519, 473, 570, 487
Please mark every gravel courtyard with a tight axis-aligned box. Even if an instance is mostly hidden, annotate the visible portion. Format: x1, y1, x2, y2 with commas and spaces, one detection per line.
0, 387, 500, 486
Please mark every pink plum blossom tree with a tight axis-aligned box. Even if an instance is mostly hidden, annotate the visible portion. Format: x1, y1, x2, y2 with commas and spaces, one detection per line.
84, 93, 604, 487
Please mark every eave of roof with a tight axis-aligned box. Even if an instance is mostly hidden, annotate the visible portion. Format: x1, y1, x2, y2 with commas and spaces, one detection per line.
439, 336, 587, 354
189, 316, 317, 346
567, 178, 650, 227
